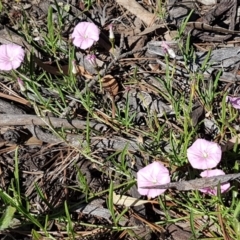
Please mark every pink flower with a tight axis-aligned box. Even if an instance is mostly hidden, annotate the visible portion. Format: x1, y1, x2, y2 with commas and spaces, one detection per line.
0, 44, 25, 71
161, 41, 176, 58
226, 96, 240, 109
137, 162, 170, 198
187, 139, 222, 170
199, 169, 230, 195
71, 22, 100, 50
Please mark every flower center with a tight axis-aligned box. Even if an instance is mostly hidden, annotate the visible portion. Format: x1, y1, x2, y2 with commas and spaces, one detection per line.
202, 151, 208, 158
9, 56, 14, 62
152, 178, 157, 184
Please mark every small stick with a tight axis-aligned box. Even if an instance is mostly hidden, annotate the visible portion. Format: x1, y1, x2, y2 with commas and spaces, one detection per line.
141, 173, 240, 191
0, 114, 108, 132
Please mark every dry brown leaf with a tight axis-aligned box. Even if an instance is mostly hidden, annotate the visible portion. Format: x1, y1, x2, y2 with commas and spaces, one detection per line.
63, 64, 93, 79
116, 0, 155, 26
100, 75, 119, 96
0, 92, 30, 107
33, 56, 92, 78
74, 65, 93, 79
25, 136, 43, 146
138, 24, 166, 36
33, 56, 67, 75
113, 192, 154, 207
221, 134, 240, 152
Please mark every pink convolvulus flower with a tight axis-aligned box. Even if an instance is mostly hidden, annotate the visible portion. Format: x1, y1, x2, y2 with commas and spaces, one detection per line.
0, 44, 25, 71
161, 41, 176, 59
137, 161, 170, 198
187, 139, 222, 170
226, 96, 240, 110
71, 22, 100, 50
199, 169, 230, 195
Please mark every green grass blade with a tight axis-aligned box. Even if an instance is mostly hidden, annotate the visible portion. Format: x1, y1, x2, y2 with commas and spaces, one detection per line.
0, 206, 16, 230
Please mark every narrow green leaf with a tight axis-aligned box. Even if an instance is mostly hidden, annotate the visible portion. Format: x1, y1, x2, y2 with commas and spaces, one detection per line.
14, 147, 21, 202
108, 181, 116, 224
47, 6, 54, 43
64, 201, 75, 238
32, 229, 42, 240
0, 206, 16, 230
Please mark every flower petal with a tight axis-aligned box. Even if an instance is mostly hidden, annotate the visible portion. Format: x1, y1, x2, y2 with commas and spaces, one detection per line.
85, 23, 100, 41
226, 96, 240, 109
137, 162, 170, 198
199, 169, 230, 195
71, 22, 100, 49
187, 139, 222, 169
0, 44, 24, 71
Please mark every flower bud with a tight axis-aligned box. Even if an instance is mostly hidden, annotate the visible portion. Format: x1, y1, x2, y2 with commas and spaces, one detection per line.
109, 24, 114, 40
17, 78, 26, 92
161, 41, 176, 58
86, 54, 98, 68
71, 60, 78, 74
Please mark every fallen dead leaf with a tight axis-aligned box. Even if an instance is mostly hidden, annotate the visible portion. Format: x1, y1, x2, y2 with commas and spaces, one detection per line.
221, 133, 240, 152
33, 56, 92, 79
0, 91, 30, 107
100, 75, 119, 96
25, 136, 43, 146
116, 0, 155, 26
33, 56, 67, 75
74, 65, 93, 79
113, 192, 156, 207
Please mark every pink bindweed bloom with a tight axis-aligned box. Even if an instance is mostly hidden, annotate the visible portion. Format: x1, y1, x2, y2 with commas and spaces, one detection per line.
86, 54, 97, 68
226, 96, 240, 109
137, 161, 170, 198
187, 139, 222, 170
161, 41, 176, 58
199, 169, 230, 195
71, 22, 100, 50
0, 44, 25, 71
